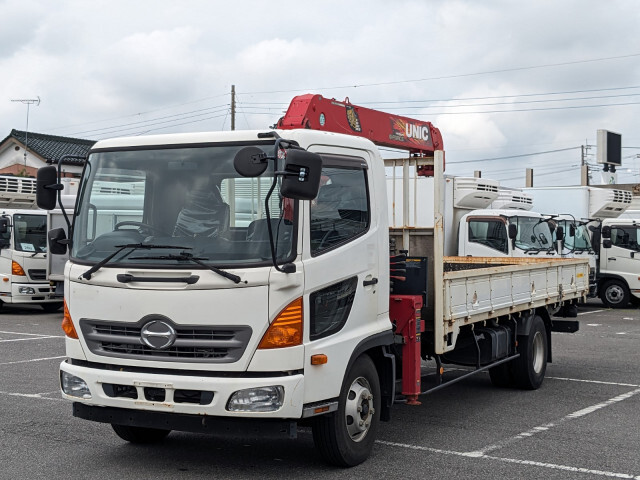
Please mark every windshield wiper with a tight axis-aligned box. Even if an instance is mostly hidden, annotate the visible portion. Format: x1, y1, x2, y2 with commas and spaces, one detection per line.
80, 243, 192, 280
129, 252, 244, 284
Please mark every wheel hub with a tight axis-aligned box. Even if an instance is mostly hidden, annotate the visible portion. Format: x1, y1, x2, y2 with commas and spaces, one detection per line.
344, 376, 375, 442
606, 285, 624, 304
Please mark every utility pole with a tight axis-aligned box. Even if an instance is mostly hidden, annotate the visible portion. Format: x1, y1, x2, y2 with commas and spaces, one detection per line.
231, 85, 236, 131
11, 97, 40, 171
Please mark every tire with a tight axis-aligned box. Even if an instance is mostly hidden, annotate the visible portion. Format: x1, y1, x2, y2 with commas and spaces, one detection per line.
600, 280, 630, 309
512, 315, 547, 390
40, 302, 63, 313
111, 424, 171, 444
488, 362, 513, 388
312, 354, 381, 467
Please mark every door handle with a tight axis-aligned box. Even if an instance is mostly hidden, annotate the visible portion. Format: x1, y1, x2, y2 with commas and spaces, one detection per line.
608, 258, 616, 261
363, 277, 378, 287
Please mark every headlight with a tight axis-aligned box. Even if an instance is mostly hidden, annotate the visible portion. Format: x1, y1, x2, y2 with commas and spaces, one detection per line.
60, 371, 91, 399
18, 287, 36, 295
227, 386, 284, 412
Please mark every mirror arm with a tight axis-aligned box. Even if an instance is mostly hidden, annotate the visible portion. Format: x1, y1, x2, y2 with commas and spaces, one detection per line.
55, 154, 85, 235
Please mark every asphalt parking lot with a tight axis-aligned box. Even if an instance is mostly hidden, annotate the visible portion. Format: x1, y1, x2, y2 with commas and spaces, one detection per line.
1, 299, 639, 480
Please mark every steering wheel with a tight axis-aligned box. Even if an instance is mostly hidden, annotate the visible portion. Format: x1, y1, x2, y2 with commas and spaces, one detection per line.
114, 221, 167, 235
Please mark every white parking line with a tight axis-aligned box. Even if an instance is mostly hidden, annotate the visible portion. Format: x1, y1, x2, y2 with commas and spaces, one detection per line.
0, 330, 62, 337
547, 376, 640, 388
468, 388, 640, 456
377, 440, 640, 479
0, 336, 63, 343
0, 356, 65, 366
578, 309, 606, 316
0, 390, 65, 402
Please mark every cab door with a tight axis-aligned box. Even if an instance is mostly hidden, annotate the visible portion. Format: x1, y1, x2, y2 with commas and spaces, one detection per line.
604, 225, 640, 290
301, 152, 382, 403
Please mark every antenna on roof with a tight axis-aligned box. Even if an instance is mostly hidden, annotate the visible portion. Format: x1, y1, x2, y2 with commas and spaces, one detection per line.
10, 97, 41, 174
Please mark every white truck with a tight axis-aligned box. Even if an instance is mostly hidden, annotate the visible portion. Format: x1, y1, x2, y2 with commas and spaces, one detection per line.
0, 175, 61, 311
525, 185, 635, 308
389, 175, 557, 259
37, 110, 589, 466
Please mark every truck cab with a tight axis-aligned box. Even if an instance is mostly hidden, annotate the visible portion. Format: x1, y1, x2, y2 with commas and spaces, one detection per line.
597, 218, 640, 307
459, 209, 556, 258
0, 174, 61, 311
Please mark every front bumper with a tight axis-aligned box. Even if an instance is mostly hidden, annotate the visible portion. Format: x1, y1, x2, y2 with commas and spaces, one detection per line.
73, 403, 298, 438
1, 282, 56, 304
59, 360, 305, 419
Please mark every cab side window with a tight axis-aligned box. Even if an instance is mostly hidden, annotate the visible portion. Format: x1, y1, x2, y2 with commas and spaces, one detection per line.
468, 219, 508, 254
310, 165, 369, 255
611, 227, 639, 250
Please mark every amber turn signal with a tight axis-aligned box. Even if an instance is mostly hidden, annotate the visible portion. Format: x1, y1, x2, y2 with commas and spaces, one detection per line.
61, 300, 78, 339
258, 298, 303, 349
11, 261, 26, 276
311, 354, 328, 365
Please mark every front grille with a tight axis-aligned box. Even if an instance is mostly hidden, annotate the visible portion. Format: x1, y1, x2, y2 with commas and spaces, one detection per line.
28, 269, 46, 281
80, 319, 252, 363
102, 383, 214, 405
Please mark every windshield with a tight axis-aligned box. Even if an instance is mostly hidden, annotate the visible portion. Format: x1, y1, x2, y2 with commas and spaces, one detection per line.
510, 216, 553, 252
9, 214, 47, 253
555, 220, 593, 252
71, 143, 297, 268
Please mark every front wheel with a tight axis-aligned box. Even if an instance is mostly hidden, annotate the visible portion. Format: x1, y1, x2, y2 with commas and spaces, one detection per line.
111, 424, 171, 444
512, 315, 547, 390
600, 280, 630, 309
312, 354, 381, 467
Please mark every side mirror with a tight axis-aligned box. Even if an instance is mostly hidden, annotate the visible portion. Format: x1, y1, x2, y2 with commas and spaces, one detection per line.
602, 239, 612, 249
602, 225, 611, 239
0, 217, 8, 235
508, 223, 517, 240
280, 149, 323, 200
233, 146, 269, 177
556, 225, 564, 241
569, 224, 576, 237
36, 166, 61, 210
47, 227, 68, 255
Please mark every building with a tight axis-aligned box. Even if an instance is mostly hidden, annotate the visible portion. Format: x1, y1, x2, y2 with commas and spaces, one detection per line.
0, 129, 95, 177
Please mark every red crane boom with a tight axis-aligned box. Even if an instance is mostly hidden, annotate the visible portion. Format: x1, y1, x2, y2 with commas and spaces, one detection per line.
276, 94, 444, 176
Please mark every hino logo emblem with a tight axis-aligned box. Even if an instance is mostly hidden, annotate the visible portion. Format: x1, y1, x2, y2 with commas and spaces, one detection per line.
140, 320, 177, 350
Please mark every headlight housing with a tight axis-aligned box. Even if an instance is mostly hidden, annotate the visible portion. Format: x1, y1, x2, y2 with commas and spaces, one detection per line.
60, 371, 91, 399
226, 386, 284, 412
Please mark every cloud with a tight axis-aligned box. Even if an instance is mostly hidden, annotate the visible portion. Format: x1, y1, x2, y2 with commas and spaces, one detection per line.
0, 0, 638, 186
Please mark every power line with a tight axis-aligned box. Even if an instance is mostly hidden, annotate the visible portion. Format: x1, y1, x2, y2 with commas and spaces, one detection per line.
373, 92, 640, 110
67, 103, 230, 137
93, 111, 230, 138
241, 52, 640, 95
448, 147, 581, 164
47, 92, 230, 132
407, 101, 640, 116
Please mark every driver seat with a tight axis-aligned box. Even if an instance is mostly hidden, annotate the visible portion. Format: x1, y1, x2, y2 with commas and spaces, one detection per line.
173, 186, 230, 238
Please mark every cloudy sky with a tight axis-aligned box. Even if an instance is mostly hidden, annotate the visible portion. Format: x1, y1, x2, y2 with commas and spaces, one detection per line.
2, 0, 639, 186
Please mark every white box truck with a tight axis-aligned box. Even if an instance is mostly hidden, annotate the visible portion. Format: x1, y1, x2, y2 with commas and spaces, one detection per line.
525, 186, 636, 308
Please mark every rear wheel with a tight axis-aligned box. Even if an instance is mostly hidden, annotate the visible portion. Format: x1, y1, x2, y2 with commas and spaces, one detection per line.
600, 280, 630, 309
111, 424, 171, 444
512, 315, 547, 390
40, 302, 63, 313
312, 354, 380, 467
